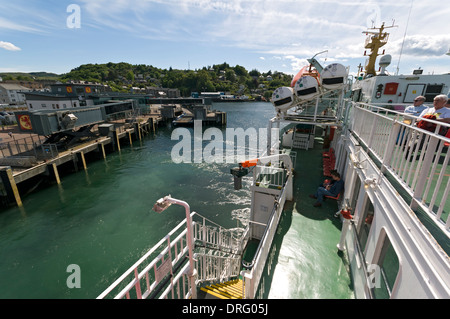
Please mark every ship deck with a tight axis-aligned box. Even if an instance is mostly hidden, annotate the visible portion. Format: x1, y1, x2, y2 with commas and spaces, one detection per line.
265, 132, 354, 299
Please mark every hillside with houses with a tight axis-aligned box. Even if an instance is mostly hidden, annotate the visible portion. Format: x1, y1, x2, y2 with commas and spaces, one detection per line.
0, 62, 293, 102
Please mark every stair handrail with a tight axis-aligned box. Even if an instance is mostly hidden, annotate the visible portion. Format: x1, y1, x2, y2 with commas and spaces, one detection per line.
192, 212, 246, 254
195, 251, 242, 284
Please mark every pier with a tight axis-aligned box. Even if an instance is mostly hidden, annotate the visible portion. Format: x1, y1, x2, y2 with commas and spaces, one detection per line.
0, 113, 159, 208
0, 100, 226, 208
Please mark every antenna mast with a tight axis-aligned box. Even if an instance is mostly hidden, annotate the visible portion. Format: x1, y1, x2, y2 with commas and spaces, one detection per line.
396, 0, 414, 75
362, 22, 397, 77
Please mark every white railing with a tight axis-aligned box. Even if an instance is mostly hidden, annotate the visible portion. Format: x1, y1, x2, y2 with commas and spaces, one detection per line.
195, 251, 242, 284
97, 212, 194, 299
241, 172, 291, 299
350, 102, 450, 232
193, 214, 245, 255
97, 212, 246, 299
253, 166, 286, 189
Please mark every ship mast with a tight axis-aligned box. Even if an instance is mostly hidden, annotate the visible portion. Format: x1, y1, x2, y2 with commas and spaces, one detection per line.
363, 22, 397, 77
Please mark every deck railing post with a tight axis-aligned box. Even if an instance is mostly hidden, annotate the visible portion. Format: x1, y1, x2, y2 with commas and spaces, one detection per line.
411, 136, 439, 210
381, 121, 401, 174
337, 218, 352, 251
134, 268, 142, 299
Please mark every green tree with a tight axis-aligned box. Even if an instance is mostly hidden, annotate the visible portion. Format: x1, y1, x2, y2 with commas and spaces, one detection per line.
126, 70, 135, 82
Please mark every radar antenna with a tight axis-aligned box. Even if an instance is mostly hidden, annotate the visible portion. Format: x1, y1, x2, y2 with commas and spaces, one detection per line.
362, 22, 397, 77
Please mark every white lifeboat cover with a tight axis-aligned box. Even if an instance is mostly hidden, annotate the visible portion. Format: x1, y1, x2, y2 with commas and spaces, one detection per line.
321, 63, 347, 89
294, 76, 319, 100
272, 87, 295, 112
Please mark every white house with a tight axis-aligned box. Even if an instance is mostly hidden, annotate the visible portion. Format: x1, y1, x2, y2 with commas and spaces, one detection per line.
24, 92, 94, 111
0, 83, 32, 105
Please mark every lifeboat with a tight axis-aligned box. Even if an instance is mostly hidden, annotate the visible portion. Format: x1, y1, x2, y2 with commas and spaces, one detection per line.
321, 63, 347, 90
271, 87, 295, 112
294, 75, 320, 100
291, 66, 320, 88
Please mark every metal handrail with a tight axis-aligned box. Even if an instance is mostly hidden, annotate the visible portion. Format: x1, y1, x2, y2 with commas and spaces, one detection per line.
351, 102, 450, 233
242, 172, 290, 270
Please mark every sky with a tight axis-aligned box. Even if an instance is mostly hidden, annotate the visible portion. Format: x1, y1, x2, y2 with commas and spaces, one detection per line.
0, 0, 449, 77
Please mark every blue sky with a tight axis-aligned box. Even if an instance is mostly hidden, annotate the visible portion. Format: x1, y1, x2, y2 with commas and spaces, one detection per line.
0, 0, 449, 76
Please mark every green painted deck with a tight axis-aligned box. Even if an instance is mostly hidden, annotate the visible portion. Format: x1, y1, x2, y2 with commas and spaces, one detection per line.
265, 135, 354, 299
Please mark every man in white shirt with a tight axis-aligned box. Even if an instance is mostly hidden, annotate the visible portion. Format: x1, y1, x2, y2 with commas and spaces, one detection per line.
404, 95, 428, 116
405, 95, 450, 160
418, 94, 450, 124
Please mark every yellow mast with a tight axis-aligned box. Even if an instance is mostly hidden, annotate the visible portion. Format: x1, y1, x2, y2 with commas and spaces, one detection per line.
363, 22, 396, 77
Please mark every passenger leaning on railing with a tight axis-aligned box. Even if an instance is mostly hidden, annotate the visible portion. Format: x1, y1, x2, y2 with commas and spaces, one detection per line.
405, 94, 450, 159
404, 95, 428, 117
417, 94, 450, 134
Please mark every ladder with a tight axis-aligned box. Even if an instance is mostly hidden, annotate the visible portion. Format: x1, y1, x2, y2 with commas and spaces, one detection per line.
292, 131, 310, 150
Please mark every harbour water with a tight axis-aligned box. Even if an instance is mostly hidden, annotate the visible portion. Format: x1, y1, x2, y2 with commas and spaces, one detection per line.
0, 102, 276, 299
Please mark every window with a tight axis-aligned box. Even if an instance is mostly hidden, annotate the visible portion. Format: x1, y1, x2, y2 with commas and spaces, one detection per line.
358, 197, 374, 252
424, 84, 443, 102
349, 175, 361, 210
41, 104, 47, 108
29, 104, 33, 108
63, 104, 67, 108
372, 232, 400, 299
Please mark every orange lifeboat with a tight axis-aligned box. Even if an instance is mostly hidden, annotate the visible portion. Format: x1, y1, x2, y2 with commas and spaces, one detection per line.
290, 65, 321, 87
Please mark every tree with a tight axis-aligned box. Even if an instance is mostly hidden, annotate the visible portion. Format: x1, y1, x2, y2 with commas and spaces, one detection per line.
234, 65, 248, 76
57, 61, 292, 97
126, 70, 134, 82
225, 69, 236, 82
249, 69, 260, 77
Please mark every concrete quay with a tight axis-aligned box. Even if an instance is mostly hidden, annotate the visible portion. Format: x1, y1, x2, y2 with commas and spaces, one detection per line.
0, 115, 158, 208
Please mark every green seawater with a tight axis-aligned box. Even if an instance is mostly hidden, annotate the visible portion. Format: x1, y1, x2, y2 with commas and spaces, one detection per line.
0, 102, 353, 299
0, 102, 275, 298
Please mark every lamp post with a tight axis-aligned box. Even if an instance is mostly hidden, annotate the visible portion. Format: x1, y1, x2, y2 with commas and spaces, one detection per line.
153, 195, 197, 299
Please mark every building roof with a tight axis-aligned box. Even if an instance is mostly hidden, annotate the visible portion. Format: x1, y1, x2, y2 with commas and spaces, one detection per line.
24, 92, 75, 101
0, 83, 32, 91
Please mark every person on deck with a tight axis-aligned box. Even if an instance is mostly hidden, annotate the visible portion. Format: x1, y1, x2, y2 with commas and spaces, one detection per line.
417, 94, 450, 133
419, 95, 450, 121
405, 94, 450, 159
309, 171, 344, 207
404, 95, 428, 116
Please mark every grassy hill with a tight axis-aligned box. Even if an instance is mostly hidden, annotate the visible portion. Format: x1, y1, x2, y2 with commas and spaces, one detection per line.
1, 62, 292, 98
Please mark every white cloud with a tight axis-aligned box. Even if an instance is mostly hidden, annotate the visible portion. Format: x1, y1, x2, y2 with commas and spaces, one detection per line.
389, 35, 450, 57
0, 17, 42, 33
4, 0, 444, 75
0, 3, 60, 34
0, 41, 21, 51
79, 0, 448, 74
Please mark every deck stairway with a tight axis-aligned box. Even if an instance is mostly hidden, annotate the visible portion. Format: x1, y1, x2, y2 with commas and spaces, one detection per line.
98, 157, 293, 300
200, 278, 244, 299
292, 131, 310, 150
